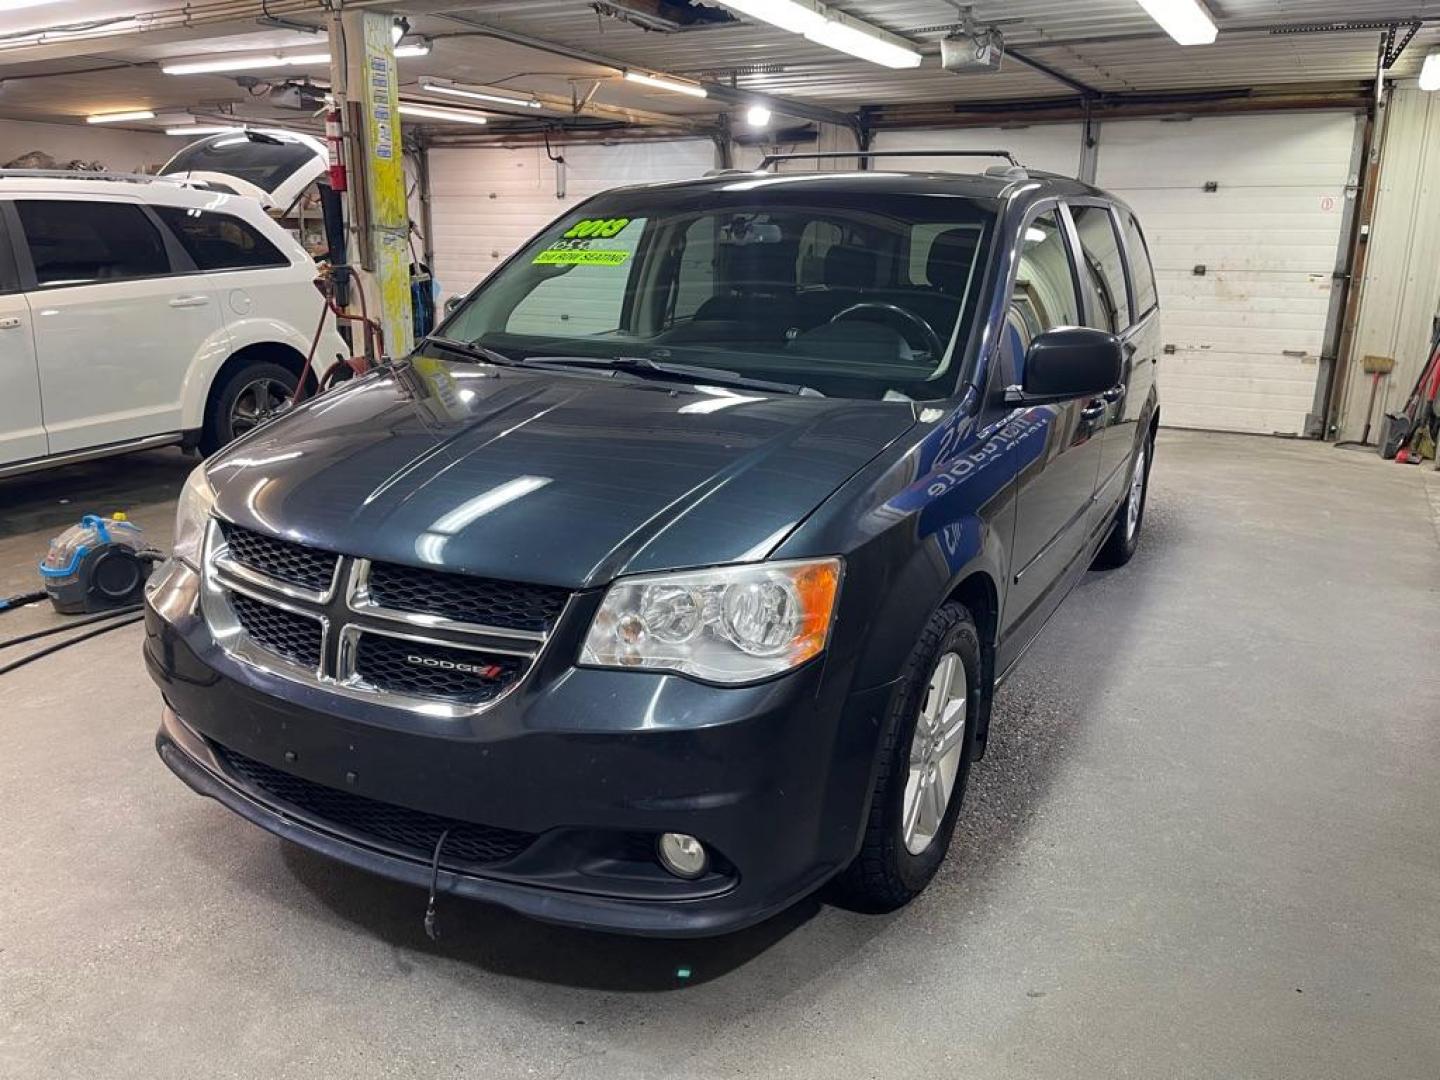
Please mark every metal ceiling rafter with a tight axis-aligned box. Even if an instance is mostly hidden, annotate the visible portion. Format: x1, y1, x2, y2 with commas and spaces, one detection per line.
429, 9, 860, 133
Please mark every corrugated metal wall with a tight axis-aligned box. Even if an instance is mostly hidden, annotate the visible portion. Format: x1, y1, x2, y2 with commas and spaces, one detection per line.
1338, 86, 1440, 443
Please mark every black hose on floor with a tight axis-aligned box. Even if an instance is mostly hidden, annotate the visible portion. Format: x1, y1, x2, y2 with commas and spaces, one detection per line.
0, 615, 144, 678
0, 605, 142, 651
0, 591, 47, 614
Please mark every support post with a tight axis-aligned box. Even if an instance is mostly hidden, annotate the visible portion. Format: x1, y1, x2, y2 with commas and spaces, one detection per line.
341, 9, 414, 357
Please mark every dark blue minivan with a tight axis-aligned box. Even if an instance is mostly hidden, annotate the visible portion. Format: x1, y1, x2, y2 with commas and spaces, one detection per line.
145, 156, 1160, 936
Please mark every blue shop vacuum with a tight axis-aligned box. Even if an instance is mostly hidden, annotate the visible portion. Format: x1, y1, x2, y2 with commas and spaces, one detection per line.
35, 513, 162, 614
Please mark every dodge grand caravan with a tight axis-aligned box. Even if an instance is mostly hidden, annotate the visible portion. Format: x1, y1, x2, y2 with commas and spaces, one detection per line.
145, 160, 1160, 936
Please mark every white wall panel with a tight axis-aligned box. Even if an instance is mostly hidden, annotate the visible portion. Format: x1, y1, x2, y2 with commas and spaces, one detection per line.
428, 139, 715, 299
1339, 86, 1440, 443
1098, 113, 1360, 435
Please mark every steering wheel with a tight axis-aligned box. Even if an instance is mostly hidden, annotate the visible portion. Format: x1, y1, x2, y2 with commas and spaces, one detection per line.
830, 303, 944, 360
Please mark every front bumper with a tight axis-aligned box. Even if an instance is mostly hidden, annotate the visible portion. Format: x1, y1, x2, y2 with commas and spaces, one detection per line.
144, 567, 897, 937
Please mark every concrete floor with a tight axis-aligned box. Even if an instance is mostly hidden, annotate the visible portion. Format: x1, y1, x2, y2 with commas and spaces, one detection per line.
2, 431, 1438, 1080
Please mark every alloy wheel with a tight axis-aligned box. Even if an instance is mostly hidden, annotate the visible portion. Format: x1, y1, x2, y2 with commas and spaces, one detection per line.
229, 377, 290, 438
1125, 443, 1147, 541
902, 651, 967, 855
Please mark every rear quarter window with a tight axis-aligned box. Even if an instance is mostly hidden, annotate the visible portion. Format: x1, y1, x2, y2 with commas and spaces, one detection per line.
154, 206, 291, 271
1122, 212, 1158, 316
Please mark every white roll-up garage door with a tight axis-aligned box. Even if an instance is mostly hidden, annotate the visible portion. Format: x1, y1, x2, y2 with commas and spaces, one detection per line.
872, 124, 1084, 177
1097, 113, 1359, 435
428, 139, 716, 297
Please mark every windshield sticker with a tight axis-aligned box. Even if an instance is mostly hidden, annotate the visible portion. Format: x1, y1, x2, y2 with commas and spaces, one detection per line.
534, 217, 635, 266
533, 248, 631, 266
563, 217, 631, 239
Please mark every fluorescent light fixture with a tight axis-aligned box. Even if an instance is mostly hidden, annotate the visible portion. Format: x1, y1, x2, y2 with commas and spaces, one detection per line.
716, 0, 922, 69
624, 71, 708, 98
807, 16, 922, 68
164, 125, 241, 136
1135, 0, 1217, 46
86, 109, 155, 124
745, 104, 772, 127
419, 78, 543, 109
0, 0, 64, 10
162, 52, 329, 75
1422, 50, 1440, 91
164, 42, 426, 76
398, 102, 489, 126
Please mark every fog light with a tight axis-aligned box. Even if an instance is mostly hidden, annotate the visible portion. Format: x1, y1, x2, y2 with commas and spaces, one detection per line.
656, 832, 708, 879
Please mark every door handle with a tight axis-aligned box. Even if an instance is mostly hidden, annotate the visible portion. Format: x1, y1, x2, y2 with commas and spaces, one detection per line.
0, 316, 20, 330
1103, 382, 1127, 403
168, 295, 210, 308
1080, 399, 1108, 420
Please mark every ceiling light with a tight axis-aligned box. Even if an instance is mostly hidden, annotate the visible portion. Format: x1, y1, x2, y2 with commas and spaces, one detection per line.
807, 16, 922, 68
163, 42, 426, 76
1135, 0, 1217, 46
398, 102, 489, 126
1422, 50, 1440, 91
0, 0, 64, 10
419, 78, 542, 109
164, 125, 241, 136
86, 110, 155, 124
716, 0, 922, 69
162, 52, 329, 75
745, 104, 772, 127
624, 71, 708, 98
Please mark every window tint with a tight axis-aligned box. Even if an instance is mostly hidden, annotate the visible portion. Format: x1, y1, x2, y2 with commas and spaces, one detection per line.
1010, 211, 1080, 349
0, 211, 18, 294
155, 206, 289, 271
17, 200, 169, 287
1122, 212, 1158, 315
1071, 205, 1130, 332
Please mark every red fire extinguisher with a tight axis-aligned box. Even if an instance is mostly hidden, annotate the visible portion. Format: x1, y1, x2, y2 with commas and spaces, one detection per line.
325, 107, 347, 192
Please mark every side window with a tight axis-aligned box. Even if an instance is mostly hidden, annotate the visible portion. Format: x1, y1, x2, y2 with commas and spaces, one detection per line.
17, 200, 169, 287
1070, 205, 1131, 333
154, 206, 290, 271
507, 217, 647, 336
1010, 210, 1081, 351
1122, 212, 1158, 316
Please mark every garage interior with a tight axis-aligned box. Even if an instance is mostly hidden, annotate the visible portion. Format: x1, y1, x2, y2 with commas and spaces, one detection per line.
2, 1, 1439, 1077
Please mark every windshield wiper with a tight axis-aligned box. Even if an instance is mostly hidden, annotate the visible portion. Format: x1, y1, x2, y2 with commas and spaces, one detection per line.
421, 336, 523, 367
519, 355, 821, 397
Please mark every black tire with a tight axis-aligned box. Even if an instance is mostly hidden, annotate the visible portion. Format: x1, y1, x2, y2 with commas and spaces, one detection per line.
201, 360, 299, 455
832, 602, 982, 913
1093, 429, 1154, 570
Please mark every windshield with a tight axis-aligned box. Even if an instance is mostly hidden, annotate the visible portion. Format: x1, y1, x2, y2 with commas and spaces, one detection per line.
438, 182, 997, 401
161, 132, 320, 194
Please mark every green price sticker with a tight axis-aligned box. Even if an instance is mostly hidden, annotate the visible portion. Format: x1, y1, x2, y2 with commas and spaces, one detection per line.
562, 217, 632, 240
533, 249, 631, 266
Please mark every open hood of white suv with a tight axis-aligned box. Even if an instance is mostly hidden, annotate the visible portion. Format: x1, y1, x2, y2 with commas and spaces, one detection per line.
159, 129, 326, 211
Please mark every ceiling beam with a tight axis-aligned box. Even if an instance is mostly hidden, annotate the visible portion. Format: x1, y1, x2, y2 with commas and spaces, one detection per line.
430, 10, 859, 131
1005, 46, 1100, 97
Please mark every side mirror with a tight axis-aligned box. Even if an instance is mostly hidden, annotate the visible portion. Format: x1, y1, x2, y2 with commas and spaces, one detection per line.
1008, 326, 1123, 405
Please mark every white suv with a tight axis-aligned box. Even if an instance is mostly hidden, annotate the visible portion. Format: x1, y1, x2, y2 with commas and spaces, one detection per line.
0, 170, 346, 477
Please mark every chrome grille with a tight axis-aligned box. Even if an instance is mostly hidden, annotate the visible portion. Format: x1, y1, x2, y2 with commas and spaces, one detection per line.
366, 561, 568, 633
353, 633, 524, 705
214, 744, 535, 866
201, 519, 566, 716
220, 522, 338, 595
229, 592, 323, 670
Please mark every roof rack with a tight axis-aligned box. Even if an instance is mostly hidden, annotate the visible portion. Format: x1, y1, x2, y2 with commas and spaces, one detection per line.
0, 169, 204, 188
758, 149, 1023, 170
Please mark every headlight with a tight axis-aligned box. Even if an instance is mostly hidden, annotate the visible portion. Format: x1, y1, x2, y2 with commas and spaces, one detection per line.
580, 559, 842, 684
172, 465, 215, 569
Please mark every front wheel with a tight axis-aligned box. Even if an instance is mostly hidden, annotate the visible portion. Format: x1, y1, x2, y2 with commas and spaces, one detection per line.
1093, 431, 1153, 569
832, 602, 981, 912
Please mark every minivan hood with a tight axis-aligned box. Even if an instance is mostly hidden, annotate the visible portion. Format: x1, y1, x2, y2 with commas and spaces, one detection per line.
208, 361, 916, 589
